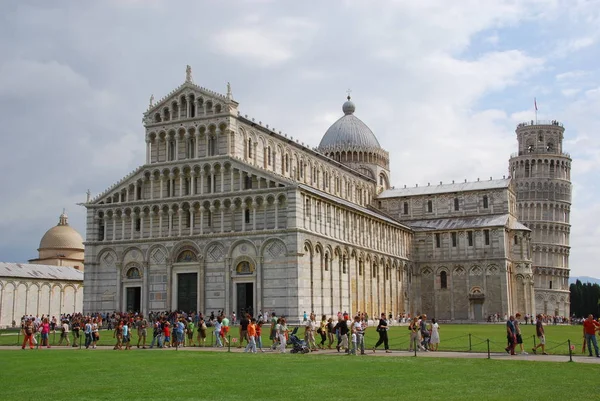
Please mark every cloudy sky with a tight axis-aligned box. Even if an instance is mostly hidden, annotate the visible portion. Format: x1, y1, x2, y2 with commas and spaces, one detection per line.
0, 0, 598, 277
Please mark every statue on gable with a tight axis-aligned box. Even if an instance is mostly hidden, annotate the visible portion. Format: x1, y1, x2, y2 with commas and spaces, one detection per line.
227, 82, 232, 99
149, 94, 154, 108
186, 65, 193, 83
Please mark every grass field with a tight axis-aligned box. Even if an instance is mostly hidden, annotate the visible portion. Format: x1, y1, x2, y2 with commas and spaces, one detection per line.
0, 350, 597, 400
1, 323, 589, 355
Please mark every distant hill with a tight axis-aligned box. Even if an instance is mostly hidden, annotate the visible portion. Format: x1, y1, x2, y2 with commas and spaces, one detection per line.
569, 276, 600, 285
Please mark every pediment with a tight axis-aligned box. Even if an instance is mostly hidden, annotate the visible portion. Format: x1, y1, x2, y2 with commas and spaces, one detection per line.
144, 81, 239, 124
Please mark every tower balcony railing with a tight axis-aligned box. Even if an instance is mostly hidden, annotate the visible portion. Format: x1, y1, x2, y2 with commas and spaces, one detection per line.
510, 150, 571, 158
517, 120, 563, 128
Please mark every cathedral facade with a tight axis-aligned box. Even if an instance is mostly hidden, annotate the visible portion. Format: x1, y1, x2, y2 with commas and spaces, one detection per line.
82, 67, 571, 321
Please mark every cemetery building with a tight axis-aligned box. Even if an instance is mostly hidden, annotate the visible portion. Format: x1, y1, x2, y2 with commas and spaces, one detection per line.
82, 67, 571, 321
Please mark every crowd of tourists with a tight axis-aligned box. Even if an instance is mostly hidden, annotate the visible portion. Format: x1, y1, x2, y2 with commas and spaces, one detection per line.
16, 310, 600, 356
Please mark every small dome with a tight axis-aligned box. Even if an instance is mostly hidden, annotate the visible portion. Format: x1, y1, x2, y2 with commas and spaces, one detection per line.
318, 97, 381, 150
39, 212, 84, 251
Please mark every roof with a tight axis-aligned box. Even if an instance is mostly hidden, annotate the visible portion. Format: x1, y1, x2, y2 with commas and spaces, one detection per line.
0, 262, 84, 281
298, 184, 412, 231
318, 98, 381, 151
378, 178, 511, 198
407, 214, 530, 232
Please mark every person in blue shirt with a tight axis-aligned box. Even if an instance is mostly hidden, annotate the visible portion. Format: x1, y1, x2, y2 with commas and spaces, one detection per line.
122, 321, 132, 350
176, 318, 185, 347
505, 315, 516, 355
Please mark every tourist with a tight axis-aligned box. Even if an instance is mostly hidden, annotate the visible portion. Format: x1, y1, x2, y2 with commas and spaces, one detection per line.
238, 313, 250, 348
113, 320, 123, 350
419, 314, 430, 351
244, 318, 257, 353
136, 315, 148, 349
352, 315, 365, 355
408, 317, 419, 351
176, 318, 185, 347
51, 316, 57, 333
326, 317, 335, 349
318, 315, 327, 349
213, 316, 222, 347
221, 313, 230, 346
335, 315, 349, 353
505, 315, 516, 355
232, 311, 237, 326
197, 317, 207, 347
514, 313, 527, 355
276, 317, 288, 353
373, 313, 391, 353
71, 318, 80, 347
57, 320, 70, 346
21, 318, 35, 350
150, 319, 161, 348
582, 314, 600, 358
429, 318, 440, 351
123, 320, 132, 350
269, 312, 278, 349
163, 322, 171, 348
40, 317, 50, 348
186, 318, 195, 347
531, 314, 547, 355
84, 318, 93, 349
91, 318, 99, 349
305, 313, 317, 351
256, 321, 264, 352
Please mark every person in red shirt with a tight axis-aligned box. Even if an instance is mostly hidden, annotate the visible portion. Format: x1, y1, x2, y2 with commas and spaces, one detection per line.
582, 314, 600, 357
163, 323, 171, 348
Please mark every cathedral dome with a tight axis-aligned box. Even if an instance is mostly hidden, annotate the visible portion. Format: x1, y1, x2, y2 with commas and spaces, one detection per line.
318, 97, 381, 151
39, 211, 84, 251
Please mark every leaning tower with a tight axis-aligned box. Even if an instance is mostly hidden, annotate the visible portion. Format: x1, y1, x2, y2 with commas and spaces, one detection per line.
509, 120, 572, 317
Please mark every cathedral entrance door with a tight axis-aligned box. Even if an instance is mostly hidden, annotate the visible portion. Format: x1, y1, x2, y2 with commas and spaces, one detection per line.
473, 302, 483, 321
126, 287, 141, 313
236, 283, 254, 317
177, 273, 198, 313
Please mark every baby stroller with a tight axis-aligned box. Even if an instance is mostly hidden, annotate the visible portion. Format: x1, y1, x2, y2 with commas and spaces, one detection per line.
289, 327, 310, 354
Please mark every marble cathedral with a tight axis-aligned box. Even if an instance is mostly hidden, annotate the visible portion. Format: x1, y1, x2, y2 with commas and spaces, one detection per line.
82, 67, 572, 321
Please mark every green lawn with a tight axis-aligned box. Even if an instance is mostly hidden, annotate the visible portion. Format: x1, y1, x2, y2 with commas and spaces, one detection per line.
0, 350, 596, 400
1, 323, 589, 355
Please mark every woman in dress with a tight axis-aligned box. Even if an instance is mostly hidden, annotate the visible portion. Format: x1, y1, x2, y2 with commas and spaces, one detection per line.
429, 318, 440, 351
198, 317, 207, 347
277, 317, 288, 353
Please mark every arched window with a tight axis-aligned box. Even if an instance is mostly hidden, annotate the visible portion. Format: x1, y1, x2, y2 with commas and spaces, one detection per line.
454, 198, 459, 211
427, 200, 433, 213
440, 271, 447, 289
483, 195, 489, 209
168, 141, 175, 161
248, 139, 253, 158
208, 136, 216, 156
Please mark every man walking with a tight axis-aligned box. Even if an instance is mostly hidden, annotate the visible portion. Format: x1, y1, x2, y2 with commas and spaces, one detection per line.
505, 315, 516, 355
583, 314, 600, 358
373, 313, 391, 353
